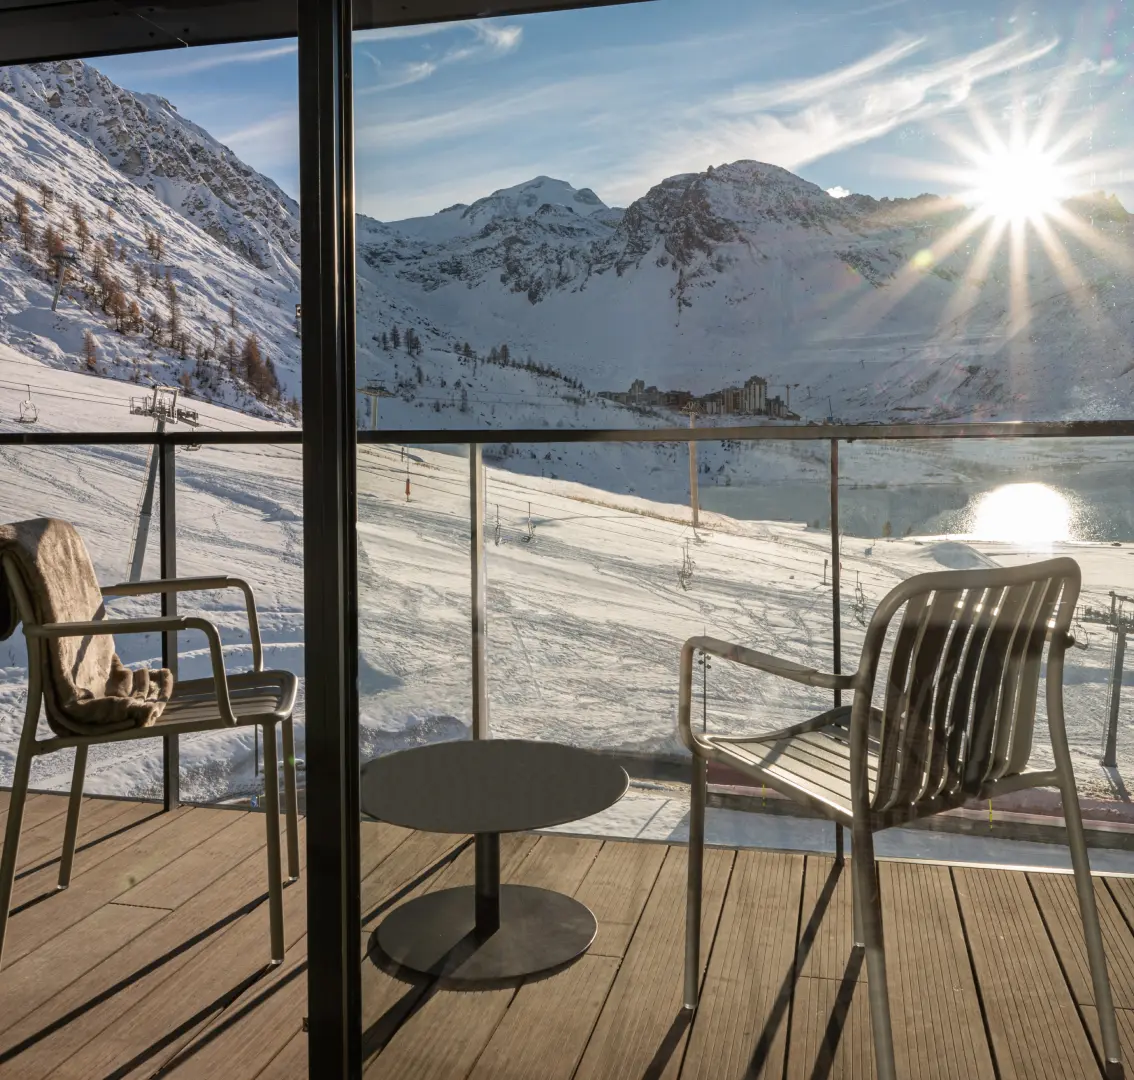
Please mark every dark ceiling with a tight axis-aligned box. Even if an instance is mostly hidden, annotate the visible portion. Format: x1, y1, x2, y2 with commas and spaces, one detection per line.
0, 0, 643, 65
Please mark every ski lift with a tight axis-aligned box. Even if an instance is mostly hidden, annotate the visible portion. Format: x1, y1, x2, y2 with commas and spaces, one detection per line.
520, 502, 535, 544
679, 542, 696, 591
17, 385, 37, 424
1071, 606, 1091, 650
853, 571, 868, 627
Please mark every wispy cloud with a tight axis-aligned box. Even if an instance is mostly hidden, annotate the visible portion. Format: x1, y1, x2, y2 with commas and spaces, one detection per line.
595, 33, 1061, 204
356, 19, 523, 93
354, 23, 460, 43
138, 42, 296, 77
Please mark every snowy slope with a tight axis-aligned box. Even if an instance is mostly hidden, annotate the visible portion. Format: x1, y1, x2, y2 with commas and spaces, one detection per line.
0, 345, 1131, 807
0, 68, 301, 415
0, 61, 299, 285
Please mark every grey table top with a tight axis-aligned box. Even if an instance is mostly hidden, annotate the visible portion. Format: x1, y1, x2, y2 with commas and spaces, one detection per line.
360, 739, 629, 834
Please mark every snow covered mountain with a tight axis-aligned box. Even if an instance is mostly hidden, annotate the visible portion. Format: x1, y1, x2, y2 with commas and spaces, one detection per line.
1, 61, 299, 285
0, 61, 300, 419
359, 160, 1134, 424
1, 57, 1133, 439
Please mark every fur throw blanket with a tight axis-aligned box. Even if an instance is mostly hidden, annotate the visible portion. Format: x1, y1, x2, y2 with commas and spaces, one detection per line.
0, 518, 173, 736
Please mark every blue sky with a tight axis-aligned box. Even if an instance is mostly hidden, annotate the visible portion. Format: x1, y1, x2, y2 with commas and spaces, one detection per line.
90, 0, 1134, 220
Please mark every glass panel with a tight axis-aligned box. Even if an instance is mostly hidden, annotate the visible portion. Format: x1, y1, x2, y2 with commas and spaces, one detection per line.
356, 440, 472, 757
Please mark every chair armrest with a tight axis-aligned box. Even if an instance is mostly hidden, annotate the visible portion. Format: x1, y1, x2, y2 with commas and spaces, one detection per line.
27, 615, 237, 725
677, 635, 857, 756
101, 576, 263, 672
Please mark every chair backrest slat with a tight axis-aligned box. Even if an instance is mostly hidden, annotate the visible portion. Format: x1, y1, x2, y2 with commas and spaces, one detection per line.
943, 585, 1001, 794
964, 582, 1031, 788
894, 588, 961, 807
1006, 577, 1066, 776
923, 588, 980, 800
857, 558, 1079, 815
987, 580, 1045, 782
874, 592, 929, 810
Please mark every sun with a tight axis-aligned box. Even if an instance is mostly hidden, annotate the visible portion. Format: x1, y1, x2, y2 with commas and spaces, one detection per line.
963, 141, 1069, 224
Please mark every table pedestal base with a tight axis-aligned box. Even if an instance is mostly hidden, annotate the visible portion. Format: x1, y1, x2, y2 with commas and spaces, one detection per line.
371, 884, 597, 983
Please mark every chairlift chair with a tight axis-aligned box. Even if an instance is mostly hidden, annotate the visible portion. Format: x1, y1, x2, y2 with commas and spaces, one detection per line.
17, 386, 36, 424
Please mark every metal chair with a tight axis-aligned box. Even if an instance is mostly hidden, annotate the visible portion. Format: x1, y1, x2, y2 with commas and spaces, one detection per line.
678, 557, 1123, 1080
0, 550, 300, 971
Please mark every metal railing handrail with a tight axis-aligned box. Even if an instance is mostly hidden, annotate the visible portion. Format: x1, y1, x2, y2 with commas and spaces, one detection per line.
5, 417, 1134, 447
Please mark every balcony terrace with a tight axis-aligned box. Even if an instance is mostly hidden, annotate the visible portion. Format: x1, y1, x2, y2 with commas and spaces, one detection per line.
0, 789, 1130, 1079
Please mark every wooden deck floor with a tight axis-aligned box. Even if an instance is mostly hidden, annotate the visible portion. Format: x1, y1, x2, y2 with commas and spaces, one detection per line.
0, 791, 1131, 1078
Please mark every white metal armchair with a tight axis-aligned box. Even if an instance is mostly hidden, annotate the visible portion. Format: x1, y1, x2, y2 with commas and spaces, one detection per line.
0, 525, 299, 972
678, 557, 1123, 1080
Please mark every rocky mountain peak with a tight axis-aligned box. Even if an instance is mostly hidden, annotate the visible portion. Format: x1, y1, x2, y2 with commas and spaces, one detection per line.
0, 60, 299, 284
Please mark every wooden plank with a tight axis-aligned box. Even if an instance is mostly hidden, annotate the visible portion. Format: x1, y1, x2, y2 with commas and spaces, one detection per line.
253, 1028, 306, 1079
679, 850, 803, 1080
1078, 1005, 1133, 1072
363, 834, 570, 1080
146, 824, 440, 1080
154, 937, 308, 1080
572, 838, 666, 959
49, 833, 310, 1080
1031, 873, 1134, 1010
9, 795, 142, 875
797, 855, 860, 982
0, 819, 307, 1080
8, 804, 185, 915
467, 954, 620, 1080
360, 827, 462, 931
0, 900, 166, 1034
882, 860, 995, 1079
786, 975, 874, 1080
112, 811, 262, 910
3, 806, 235, 967
572, 844, 734, 1080
953, 866, 1098, 1080
4, 791, 71, 835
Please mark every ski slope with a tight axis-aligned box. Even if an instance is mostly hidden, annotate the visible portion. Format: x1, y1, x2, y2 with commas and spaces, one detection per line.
0, 344, 1132, 804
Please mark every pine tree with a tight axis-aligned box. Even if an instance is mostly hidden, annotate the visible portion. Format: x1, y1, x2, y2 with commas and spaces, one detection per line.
38, 182, 53, 211
71, 203, 90, 256
13, 189, 34, 252
380, 331, 389, 351
882, 520, 893, 539
391, 325, 401, 349
500, 343, 510, 365
82, 329, 97, 370
228, 302, 237, 330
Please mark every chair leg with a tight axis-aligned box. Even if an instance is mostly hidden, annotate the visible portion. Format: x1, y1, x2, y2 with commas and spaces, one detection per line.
684, 755, 706, 1011
261, 722, 285, 965
835, 822, 845, 865
852, 821, 897, 1080
58, 745, 87, 890
1061, 770, 1124, 1079
281, 719, 300, 882
0, 742, 34, 971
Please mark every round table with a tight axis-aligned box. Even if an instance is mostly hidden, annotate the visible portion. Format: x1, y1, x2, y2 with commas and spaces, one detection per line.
361, 739, 628, 983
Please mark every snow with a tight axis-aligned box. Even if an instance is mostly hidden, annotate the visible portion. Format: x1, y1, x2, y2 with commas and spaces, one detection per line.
1, 348, 1133, 815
